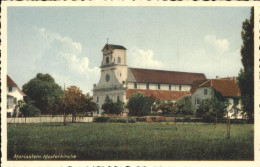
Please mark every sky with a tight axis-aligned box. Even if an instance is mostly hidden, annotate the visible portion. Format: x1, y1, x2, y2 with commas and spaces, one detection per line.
7, 6, 251, 94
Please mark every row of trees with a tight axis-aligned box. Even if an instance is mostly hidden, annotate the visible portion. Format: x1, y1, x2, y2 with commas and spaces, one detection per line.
18, 73, 98, 125
101, 91, 229, 122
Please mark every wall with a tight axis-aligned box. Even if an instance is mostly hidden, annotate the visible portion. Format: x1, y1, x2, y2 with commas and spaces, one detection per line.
7, 116, 93, 123
191, 87, 213, 109
127, 82, 191, 91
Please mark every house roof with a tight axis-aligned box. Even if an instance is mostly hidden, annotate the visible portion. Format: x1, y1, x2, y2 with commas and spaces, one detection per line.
126, 89, 190, 101
199, 79, 241, 97
129, 68, 206, 85
7, 75, 26, 96
190, 79, 208, 94
7, 75, 18, 87
102, 44, 126, 51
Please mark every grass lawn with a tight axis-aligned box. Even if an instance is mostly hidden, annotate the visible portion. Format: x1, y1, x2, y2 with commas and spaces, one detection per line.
8, 122, 254, 160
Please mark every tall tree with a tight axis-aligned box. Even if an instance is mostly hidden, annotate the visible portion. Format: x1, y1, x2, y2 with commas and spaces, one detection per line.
58, 86, 98, 125
238, 7, 254, 121
126, 92, 152, 117
22, 73, 64, 115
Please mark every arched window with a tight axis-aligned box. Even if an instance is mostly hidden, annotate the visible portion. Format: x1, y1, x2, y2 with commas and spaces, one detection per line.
118, 57, 121, 64
105, 95, 110, 102
106, 57, 109, 64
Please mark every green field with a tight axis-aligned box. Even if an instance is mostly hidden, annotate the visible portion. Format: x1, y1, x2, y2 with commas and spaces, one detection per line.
8, 122, 254, 160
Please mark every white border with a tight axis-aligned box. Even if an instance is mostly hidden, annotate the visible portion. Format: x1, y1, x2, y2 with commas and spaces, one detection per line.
1, 1, 260, 167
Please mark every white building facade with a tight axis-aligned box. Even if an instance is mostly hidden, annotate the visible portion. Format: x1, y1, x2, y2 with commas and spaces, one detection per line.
7, 75, 26, 117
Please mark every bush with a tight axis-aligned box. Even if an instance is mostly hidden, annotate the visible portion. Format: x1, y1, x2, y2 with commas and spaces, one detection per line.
128, 118, 136, 123
94, 117, 110, 122
94, 117, 136, 123
136, 117, 147, 122
20, 102, 41, 117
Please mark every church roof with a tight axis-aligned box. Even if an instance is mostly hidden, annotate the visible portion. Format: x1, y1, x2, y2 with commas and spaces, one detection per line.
198, 79, 241, 97
7, 75, 18, 87
126, 89, 190, 101
102, 44, 126, 51
128, 68, 206, 85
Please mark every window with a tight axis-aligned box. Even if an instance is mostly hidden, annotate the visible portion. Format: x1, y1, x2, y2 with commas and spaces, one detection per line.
194, 99, 197, 105
97, 109, 99, 115
118, 57, 121, 64
197, 99, 200, 104
106, 57, 109, 64
105, 95, 109, 102
117, 96, 120, 102
158, 84, 160, 90
97, 96, 99, 103
13, 98, 17, 105
134, 82, 137, 89
179, 85, 182, 91
169, 85, 171, 91
7, 97, 13, 109
204, 89, 208, 95
8, 86, 12, 92
146, 83, 149, 90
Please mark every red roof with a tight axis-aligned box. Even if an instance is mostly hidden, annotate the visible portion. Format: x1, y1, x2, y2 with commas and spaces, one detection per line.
7, 75, 18, 87
126, 89, 190, 101
129, 68, 206, 85
199, 79, 241, 97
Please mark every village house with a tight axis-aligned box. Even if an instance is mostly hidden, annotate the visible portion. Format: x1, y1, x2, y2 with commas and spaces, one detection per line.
190, 78, 243, 119
7, 75, 26, 117
93, 44, 206, 115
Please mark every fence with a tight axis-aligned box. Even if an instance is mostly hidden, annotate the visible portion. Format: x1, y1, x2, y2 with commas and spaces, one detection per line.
7, 116, 93, 123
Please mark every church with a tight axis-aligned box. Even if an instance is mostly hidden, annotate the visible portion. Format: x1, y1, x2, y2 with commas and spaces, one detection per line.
93, 44, 207, 115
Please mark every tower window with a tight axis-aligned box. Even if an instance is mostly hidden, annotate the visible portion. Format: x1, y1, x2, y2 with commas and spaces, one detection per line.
146, 83, 149, 90
158, 84, 160, 90
106, 57, 109, 64
169, 84, 172, 91
134, 82, 137, 89
118, 57, 121, 64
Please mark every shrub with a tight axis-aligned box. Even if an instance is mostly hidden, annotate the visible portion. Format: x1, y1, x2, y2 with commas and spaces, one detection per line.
94, 117, 110, 122
20, 102, 41, 117
128, 118, 136, 123
136, 117, 147, 122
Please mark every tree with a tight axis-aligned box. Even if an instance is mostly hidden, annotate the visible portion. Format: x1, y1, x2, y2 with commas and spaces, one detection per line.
238, 8, 254, 121
101, 99, 125, 115
61, 86, 86, 124
84, 93, 99, 116
152, 100, 175, 115
174, 96, 195, 115
126, 92, 152, 117
20, 101, 41, 122
196, 91, 229, 123
14, 100, 26, 117
58, 86, 98, 125
22, 73, 64, 115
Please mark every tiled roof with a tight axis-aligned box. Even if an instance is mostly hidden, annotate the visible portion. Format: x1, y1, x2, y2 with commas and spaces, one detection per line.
199, 79, 241, 97
190, 79, 208, 94
7, 75, 17, 87
129, 68, 206, 85
102, 44, 126, 51
126, 89, 190, 101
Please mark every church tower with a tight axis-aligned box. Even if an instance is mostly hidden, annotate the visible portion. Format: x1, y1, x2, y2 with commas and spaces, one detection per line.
93, 44, 128, 115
